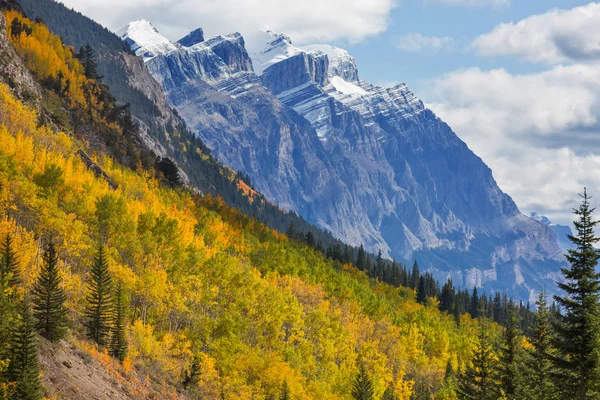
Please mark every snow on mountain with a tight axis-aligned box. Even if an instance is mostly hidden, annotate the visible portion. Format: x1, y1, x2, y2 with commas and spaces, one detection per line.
302, 44, 360, 82
115, 20, 178, 60
119, 23, 567, 301
530, 212, 573, 251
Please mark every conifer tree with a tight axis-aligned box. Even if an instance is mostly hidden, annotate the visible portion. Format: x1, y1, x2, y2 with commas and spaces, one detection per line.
0, 272, 15, 396
469, 287, 480, 318
553, 189, 600, 399
382, 384, 398, 400
182, 354, 201, 389
523, 290, 558, 400
0, 234, 20, 289
417, 276, 427, 304
456, 319, 499, 400
79, 44, 101, 80
411, 261, 420, 289
279, 380, 290, 400
498, 301, 524, 399
32, 242, 67, 342
8, 301, 42, 400
351, 365, 374, 400
356, 245, 367, 271
109, 284, 128, 362
84, 245, 113, 346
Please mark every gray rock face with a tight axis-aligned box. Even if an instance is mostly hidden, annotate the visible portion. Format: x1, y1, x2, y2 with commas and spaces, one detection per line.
178, 28, 204, 47
118, 23, 567, 301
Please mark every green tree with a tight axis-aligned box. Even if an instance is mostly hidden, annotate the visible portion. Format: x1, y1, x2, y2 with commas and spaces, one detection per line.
182, 354, 201, 389
84, 245, 113, 346
0, 274, 16, 398
356, 244, 367, 271
553, 189, 600, 399
498, 301, 524, 399
523, 290, 558, 400
456, 320, 499, 400
7, 301, 42, 400
411, 261, 420, 290
32, 241, 67, 342
279, 380, 290, 400
0, 234, 20, 289
109, 284, 128, 362
382, 384, 398, 400
351, 365, 374, 400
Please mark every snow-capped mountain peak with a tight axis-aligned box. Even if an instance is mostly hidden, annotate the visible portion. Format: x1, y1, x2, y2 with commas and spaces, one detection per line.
302, 44, 360, 82
116, 19, 178, 60
243, 30, 304, 75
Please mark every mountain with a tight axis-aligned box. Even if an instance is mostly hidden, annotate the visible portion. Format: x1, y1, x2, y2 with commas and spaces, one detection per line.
530, 212, 573, 252
118, 22, 566, 301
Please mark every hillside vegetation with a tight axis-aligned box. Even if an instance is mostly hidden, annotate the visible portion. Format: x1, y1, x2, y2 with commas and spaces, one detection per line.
0, 10, 494, 400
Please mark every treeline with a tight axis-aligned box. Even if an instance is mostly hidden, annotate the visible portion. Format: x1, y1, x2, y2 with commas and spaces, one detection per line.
289, 224, 536, 333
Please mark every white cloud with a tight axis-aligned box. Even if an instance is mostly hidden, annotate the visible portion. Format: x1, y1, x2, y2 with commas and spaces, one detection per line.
425, 0, 510, 8
472, 2, 600, 64
395, 33, 453, 52
58, 0, 397, 44
423, 64, 600, 225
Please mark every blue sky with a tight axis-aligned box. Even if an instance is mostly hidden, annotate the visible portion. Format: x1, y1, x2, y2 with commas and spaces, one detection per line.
63, 0, 600, 226
337, 0, 588, 88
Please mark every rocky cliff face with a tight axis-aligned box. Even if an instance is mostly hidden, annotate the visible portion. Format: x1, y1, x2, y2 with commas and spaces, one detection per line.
118, 22, 567, 301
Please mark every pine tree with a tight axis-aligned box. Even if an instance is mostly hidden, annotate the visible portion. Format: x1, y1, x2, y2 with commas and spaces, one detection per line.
498, 301, 523, 399
456, 320, 499, 400
470, 287, 480, 318
351, 365, 374, 400
279, 380, 290, 400
109, 284, 128, 362
8, 301, 42, 400
79, 44, 101, 80
523, 290, 558, 400
84, 245, 113, 346
553, 189, 600, 399
416, 276, 427, 304
182, 354, 201, 389
0, 234, 20, 289
411, 261, 420, 290
356, 245, 367, 271
381, 384, 398, 400
0, 271, 16, 396
32, 242, 67, 342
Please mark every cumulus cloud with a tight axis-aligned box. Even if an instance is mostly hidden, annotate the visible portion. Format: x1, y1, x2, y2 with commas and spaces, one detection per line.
395, 33, 453, 52
424, 0, 510, 8
424, 65, 600, 224
472, 2, 600, 64
58, 0, 397, 43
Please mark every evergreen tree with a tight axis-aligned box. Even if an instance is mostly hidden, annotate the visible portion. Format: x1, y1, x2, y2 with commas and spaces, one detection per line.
182, 354, 201, 389
411, 261, 420, 290
469, 287, 480, 318
0, 234, 20, 289
381, 384, 398, 400
356, 245, 367, 271
7, 301, 42, 400
9, 18, 22, 38
279, 380, 290, 400
498, 301, 524, 399
109, 284, 128, 362
456, 320, 499, 400
0, 271, 16, 396
523, 290, 558, 400
32, 242, 67, 342
84, 245, 113, 346
416, 276, 427, 304
351, 365, 374, 400
79, 44, 101, 80
553, 189, 600, 399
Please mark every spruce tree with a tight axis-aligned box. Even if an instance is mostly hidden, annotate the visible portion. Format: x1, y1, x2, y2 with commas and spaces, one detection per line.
456, 319, 499, 400
8, 301, 42, 400
411, 261, 420, 290
0, 234, 20, 289
84, 245, 113, 346
32, 242, 67, 342
0, 272, 15, 396
356, 245, 367, 271
279, 380, 290, 400
553, 189, 600, 399
498, 301, 524, 399
523, 290, 558, 400
109, 284, 128, 362
351, 365, 374, 400
381, 384, 398, 400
